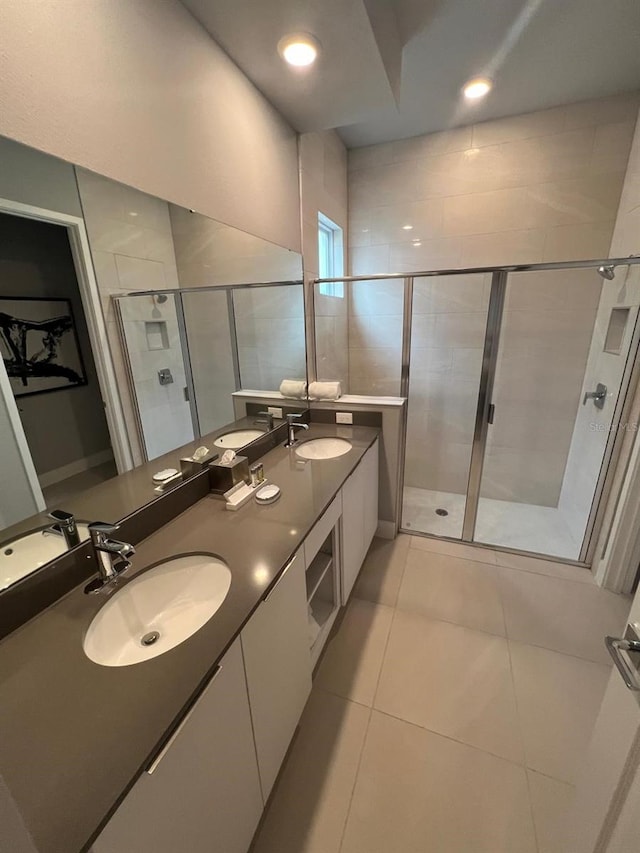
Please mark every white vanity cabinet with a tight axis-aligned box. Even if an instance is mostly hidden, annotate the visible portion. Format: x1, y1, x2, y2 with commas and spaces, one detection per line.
91, 638, 263, 853
241, 548, 312, 800
341, 439, 379, 603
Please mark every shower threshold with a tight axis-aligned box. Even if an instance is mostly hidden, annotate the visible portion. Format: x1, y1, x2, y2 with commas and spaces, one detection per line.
402, 487, 583, 562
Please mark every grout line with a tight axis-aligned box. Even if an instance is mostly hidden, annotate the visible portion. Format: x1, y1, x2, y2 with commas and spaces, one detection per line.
408, 539, 498, 566
337, 704, 373, 853
371, 706, 528, 770
339, 543, 410, 851
494, 561, 596, 586
502, 594, 540, 853
507, 636, 613, 670
526, 766, 576, 788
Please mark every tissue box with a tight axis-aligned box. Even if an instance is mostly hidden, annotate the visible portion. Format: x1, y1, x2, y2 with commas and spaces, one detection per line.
209, 455, 250, 494
179, 451, 218, 479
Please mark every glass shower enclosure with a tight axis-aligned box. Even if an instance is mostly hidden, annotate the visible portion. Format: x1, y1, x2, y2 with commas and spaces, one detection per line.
314, 258, 640, 563
115, 281, 306, 461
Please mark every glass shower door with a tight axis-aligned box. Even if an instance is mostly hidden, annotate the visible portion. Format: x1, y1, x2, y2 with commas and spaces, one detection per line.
401, 273, 491, 538
473, 265, 640, 560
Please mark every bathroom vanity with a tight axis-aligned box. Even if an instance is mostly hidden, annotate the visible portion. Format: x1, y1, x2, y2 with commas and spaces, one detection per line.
0, 424, 380, 853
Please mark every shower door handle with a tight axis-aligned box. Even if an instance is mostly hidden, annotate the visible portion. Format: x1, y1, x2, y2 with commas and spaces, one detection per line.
583, 383, 607, 409
487, 404, 495, 425
606, 627, 640, 691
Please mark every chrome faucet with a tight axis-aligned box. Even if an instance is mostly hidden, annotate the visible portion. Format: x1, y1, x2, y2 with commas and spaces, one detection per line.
45, 509, 80, 548
284, 413, 309, 448
85, 522, 135, 593
254, 410, 275, 431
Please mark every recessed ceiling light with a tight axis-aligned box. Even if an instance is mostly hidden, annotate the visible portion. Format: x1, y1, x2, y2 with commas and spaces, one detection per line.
278, 33, 320, 67
402, 224, 413, 230
463, 77, 493, 100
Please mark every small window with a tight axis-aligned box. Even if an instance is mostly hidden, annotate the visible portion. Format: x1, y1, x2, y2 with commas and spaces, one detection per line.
318, 212, 344, 298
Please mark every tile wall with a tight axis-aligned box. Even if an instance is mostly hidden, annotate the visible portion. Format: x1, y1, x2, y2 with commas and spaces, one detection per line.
347, 92, 640, 504
170, 205, 305, 408
559, 106, 640, 545
77, 168, 182, 465
299, 130, 349, 388
117, 295, 194, 461
233, 286, 306, 392
168, 205, 301, 287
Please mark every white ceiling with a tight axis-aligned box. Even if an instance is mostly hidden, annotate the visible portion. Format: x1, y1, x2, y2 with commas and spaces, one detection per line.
183, 0, 640, 148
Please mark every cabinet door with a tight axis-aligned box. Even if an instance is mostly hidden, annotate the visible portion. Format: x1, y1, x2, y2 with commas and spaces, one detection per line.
92, 638, 263, 853
362, 439, 379, 549
241, 549, 312, 800
341, 462, 365, 603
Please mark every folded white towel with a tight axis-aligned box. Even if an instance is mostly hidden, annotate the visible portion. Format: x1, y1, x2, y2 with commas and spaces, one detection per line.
279, 379, 308, 399
308, 381, 342, 401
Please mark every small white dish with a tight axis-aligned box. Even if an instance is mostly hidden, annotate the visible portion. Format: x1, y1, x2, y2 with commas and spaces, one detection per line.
256, 484, 281, 504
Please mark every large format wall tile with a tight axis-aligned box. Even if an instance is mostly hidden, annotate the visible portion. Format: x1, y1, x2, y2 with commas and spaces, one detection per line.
346, 94, 639, 501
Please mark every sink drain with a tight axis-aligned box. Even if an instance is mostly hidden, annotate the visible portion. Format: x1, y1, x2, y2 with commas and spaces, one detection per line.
435, 508, 449, 517
141, 631, 160, 647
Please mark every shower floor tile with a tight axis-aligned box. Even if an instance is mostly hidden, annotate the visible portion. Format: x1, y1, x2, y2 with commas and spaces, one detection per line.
402, 487, 581, 560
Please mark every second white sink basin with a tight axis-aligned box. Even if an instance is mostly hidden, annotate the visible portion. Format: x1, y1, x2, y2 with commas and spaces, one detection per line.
214, 429, 264, 450
0, 524, 90, 591
295, 438, 352, 460
83, 554, 231, 667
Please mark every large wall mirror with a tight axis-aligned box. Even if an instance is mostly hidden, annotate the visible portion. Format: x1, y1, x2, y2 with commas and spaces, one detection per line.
0, 136, 306, 593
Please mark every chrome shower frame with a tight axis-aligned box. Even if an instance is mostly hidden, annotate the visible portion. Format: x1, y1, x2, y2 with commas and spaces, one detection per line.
313, 256, 640, 568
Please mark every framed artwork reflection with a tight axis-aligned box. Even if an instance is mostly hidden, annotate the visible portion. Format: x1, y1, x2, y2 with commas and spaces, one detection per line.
0, 296, 88, 397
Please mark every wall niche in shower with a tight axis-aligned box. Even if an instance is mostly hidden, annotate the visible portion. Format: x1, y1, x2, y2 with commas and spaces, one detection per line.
604, 307, 631, 355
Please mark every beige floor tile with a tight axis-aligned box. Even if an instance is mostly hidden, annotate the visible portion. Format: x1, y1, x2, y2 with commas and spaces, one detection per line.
375, 611, 523, 762
527, 770, 575, 853
510, 642, 610, 784
352, 534, 410, 607
250, 689, 369, 853
314, 600, 393, 706
495, 550, 595, 584
398, 548, 505, 635
498, 568, 630, 664
410, 534, 498, 565
341, 711, 536, 853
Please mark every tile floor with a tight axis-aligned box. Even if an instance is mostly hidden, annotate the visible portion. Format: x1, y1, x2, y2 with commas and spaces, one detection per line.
402, 487, 582, 560
250, 534, 631, 853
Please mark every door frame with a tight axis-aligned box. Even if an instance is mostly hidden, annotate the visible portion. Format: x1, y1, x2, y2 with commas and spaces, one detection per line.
0, 197, 133, 472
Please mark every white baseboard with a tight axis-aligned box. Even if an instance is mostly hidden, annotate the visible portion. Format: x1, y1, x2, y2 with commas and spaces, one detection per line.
376, 520, 396, 540
39, 448, 114, 488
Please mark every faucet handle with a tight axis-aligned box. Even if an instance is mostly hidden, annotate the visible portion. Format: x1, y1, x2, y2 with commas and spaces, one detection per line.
88, 521, 119, 533
88, 521, 119, 544
48, 509, 75, 525
286, 412, 303, 422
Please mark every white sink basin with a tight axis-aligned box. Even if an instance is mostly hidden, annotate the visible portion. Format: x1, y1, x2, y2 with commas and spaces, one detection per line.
0, 524, 90, 591
83, 554, 231, 667
295, 438, 352, 460
214, 429, 264, 450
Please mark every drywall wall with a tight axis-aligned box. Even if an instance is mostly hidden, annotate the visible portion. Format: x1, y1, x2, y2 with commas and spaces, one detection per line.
0, 213, 113, 480
0, 0, 300, 253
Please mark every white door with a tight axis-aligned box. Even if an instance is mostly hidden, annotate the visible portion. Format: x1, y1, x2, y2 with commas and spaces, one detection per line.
0, 357, 45, 528
563, 582, 640, 852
